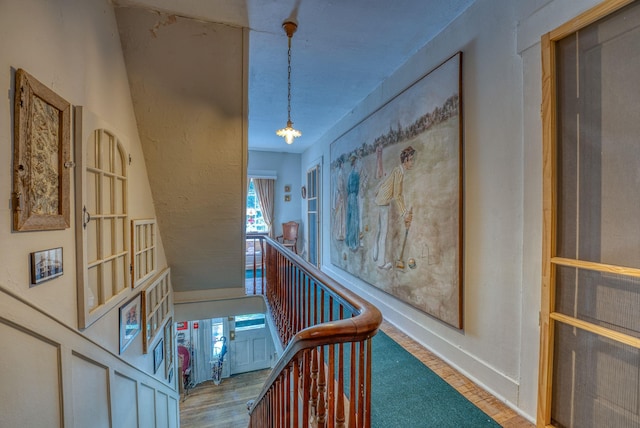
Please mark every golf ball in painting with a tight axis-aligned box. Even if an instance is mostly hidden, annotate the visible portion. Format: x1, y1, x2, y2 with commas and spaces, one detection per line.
408, 258, 417, 269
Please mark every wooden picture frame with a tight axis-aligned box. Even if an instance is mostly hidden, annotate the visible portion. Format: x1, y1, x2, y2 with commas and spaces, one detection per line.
329, 52, 463, 328
13, 68, 71, 231
142, 268, 172, 353
30, 247, 63, 285
131, 219, 157, 289
119, 294, 141, 354
153, 338, 164, 374
164, 317, 174, 378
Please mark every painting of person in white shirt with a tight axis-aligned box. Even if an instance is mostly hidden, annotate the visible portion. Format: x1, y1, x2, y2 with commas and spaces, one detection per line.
372, 146, 415, 269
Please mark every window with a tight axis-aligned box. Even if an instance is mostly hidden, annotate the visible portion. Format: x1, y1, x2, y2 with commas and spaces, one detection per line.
307, 164, 321, 267
142, 268, 171, 353
246, 179, 268, 233
75, 106, 130, 329
211, 318, 226, 359
235, 313, 265, 331
132, 218, 157, 289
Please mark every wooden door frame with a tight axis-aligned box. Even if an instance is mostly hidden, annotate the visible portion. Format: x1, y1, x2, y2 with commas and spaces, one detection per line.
306, 160, 322, 268
538, 1, 638, 426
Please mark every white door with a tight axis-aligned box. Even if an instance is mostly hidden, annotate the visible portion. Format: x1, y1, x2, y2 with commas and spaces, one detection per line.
306, 163, 321, 267
230, 315, 273, 374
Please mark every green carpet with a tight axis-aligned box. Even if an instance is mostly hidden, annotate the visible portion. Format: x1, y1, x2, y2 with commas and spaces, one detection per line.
371, 331, 499, 427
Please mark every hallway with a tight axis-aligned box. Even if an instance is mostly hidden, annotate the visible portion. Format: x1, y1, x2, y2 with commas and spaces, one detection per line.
179, 321, 533, 427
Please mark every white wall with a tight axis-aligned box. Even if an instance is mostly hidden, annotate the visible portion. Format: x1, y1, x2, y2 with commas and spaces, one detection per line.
115, 8, 248, 295
301, 0, 606, 421
0, 0, 175, 423
248, 150, 303, 241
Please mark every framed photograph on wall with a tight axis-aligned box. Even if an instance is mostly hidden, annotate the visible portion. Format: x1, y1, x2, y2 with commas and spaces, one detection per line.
153, 338, 164, 374
13, 68, 71, 231
30, 247, 63, 285
164, 318, 174, 378
119, 294, 141, 354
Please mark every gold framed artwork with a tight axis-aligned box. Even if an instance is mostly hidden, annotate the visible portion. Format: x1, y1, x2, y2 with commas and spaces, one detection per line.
13, 68, 71, 231
329, 52, 463, 328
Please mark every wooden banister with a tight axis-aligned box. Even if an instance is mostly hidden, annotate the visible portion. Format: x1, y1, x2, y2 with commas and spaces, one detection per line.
246, 233, 267, 295
247, 237, 382, 427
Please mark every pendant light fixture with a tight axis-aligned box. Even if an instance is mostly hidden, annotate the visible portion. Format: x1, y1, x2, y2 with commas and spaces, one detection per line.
276, 20, 302, 145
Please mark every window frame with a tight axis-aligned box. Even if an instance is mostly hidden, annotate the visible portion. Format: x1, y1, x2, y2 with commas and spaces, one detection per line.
75, 106, 130, 329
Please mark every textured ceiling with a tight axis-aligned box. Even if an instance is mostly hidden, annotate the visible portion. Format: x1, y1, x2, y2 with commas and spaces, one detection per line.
113, 0, 477, 153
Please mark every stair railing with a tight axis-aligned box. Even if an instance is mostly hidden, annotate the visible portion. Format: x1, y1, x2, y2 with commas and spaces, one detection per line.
247, 237, 382, 428
246, 233, 267, 295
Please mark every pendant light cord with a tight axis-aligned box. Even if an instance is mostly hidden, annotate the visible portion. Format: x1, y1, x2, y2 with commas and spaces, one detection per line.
287, 36, 292, 124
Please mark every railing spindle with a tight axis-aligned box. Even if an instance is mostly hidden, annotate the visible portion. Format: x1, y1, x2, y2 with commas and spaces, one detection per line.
293, 358, 299, 427
303, 350, 311, 427
328, 295, 336, 428
336, 339, 345, 428
349, 341, 357, 427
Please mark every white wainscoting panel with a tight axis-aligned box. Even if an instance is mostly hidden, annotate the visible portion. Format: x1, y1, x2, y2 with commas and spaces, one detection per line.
0, 288, 179, 427
156, 391, 169, 427
113, 372, 139, 428
139, 383, 157, 428
0, 322, 62, 427
72, 353, 110, 428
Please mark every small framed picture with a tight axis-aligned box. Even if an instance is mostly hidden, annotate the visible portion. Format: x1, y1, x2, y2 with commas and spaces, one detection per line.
154, 338, 164, 373
119, 294, 142, 354
164, 318, 174, 378
284, 195, 291, 202
168, 366, 174, 385
30, 247, 63, 285
284, 185, 291, 193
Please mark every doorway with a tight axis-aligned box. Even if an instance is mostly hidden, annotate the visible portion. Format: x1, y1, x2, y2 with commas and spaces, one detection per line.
230, 313, 274, 375
306, 163, 321, 267
175, 314, 274, 389
539, 1, 640, 426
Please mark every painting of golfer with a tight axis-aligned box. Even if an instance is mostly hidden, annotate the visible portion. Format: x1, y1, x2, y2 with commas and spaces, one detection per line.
329, 53, 463, 328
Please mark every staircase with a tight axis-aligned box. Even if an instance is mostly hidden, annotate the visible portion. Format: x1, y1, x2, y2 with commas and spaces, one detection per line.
246, 236, 382, 427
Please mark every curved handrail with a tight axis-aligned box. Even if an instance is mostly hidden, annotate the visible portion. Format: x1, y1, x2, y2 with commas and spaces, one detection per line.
248, 237, 382, 419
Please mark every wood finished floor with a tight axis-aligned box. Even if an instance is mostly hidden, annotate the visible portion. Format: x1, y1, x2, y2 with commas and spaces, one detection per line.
180, 369, 270, 428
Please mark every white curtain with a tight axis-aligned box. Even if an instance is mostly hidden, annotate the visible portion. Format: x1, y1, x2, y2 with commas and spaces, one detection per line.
193, 320, 212, 385
254, 178, 275, 238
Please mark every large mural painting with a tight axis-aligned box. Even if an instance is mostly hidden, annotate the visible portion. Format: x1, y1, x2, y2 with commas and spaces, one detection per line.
330, 53, 463, 328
